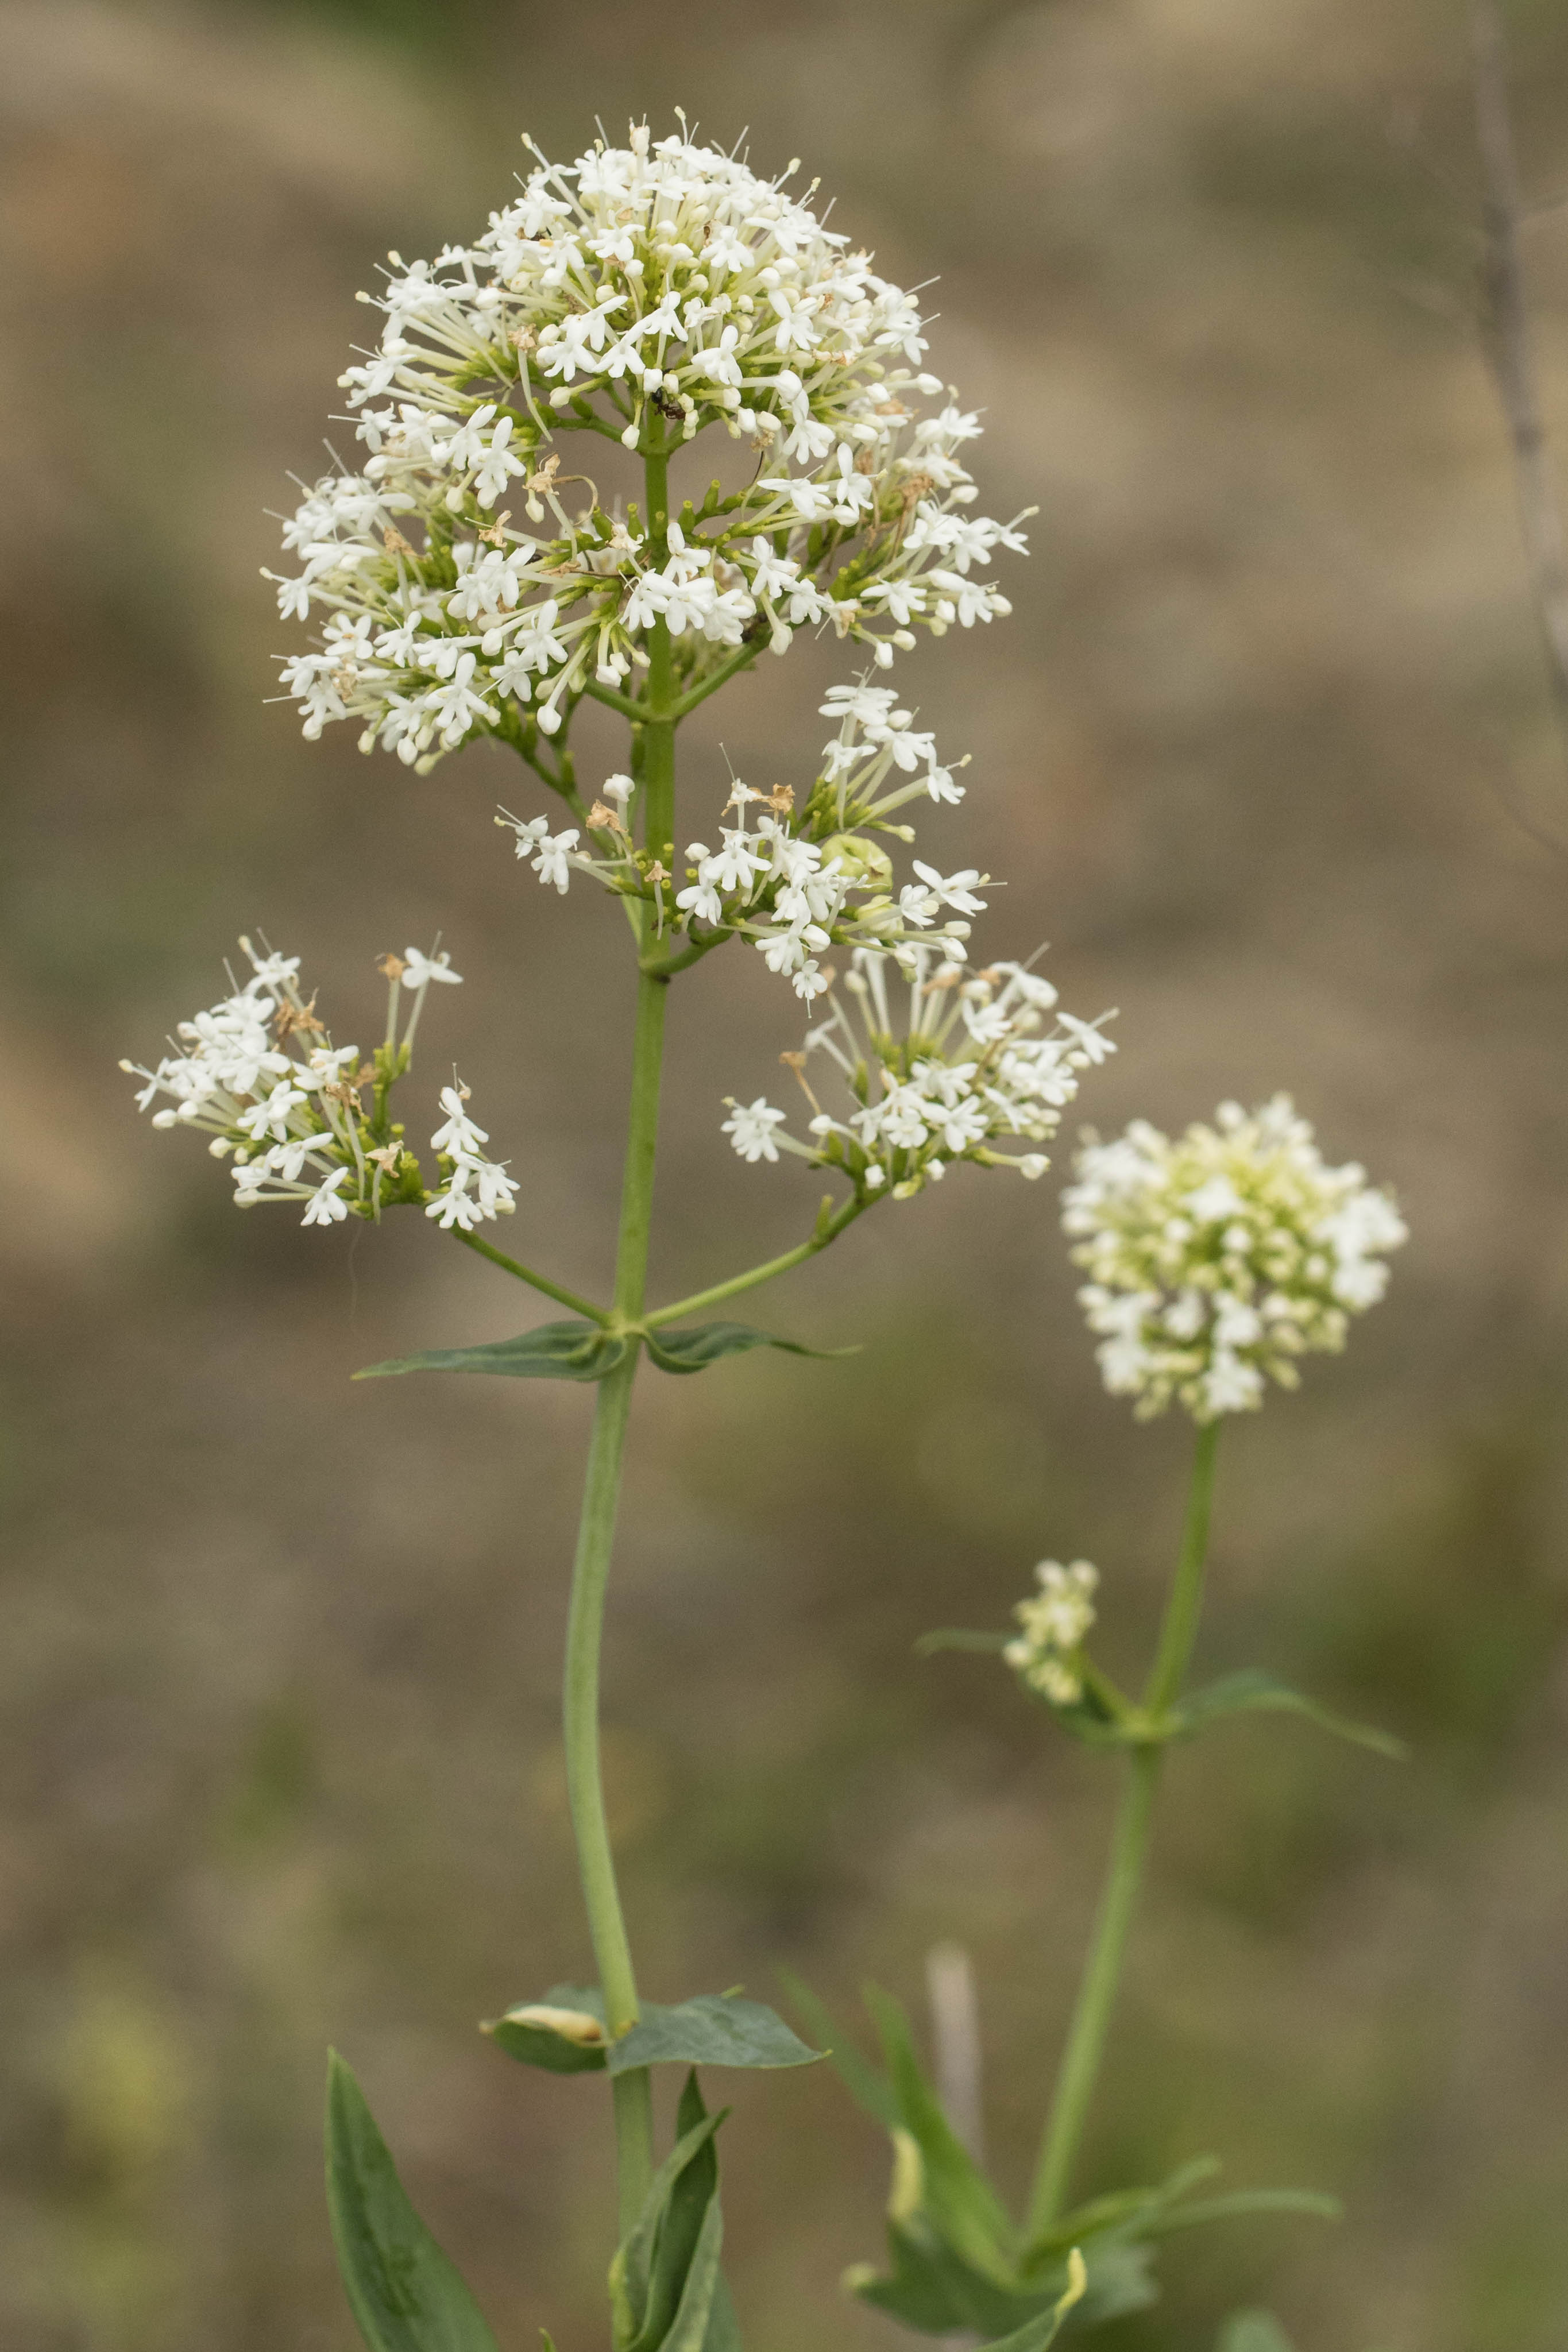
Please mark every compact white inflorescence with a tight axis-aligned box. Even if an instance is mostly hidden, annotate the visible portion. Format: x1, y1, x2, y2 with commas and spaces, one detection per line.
1063, 1096, 1408, 1422
1003, 1560, 1099, 1706
722, 944, 1115, 1200
121, 941, 517, 1233
272, 122, 1028, 769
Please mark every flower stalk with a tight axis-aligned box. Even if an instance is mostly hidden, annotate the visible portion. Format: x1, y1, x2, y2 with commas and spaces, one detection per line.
1026, 1418, 1221, 2235
557, 434, 679, 2232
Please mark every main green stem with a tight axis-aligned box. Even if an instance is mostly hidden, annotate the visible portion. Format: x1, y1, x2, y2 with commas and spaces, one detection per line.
1025, 1418, 1221, 2238
561, 432, 674, 2239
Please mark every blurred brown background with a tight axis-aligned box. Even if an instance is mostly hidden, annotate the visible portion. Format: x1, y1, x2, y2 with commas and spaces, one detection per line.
5, 1, 1568, 2347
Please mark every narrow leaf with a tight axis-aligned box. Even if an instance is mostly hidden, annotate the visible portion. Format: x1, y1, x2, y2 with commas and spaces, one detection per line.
659, 2197, 725, 2352
356, 1321, 627, 1383
1145, 2188, 1341, 2237
864, 1984, 1017, 2280
612, 2103, 727, 2352
609, 1993, 822, 2075
325, 2050, 499, 2352
1021, 2157, 1222, 2269
625, 2075, 723, 2352
775, 1967, 897, 2126
701, 2274, 743, 2352
1169, 1670, 1405, 1759
1216, 2314, 1297, 2352
644, 1322, 853, 1375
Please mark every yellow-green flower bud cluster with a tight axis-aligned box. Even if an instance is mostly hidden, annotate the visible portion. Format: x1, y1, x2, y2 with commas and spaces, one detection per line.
1063, 1096, 1407, 1423
1003, 1560, 1099, 1705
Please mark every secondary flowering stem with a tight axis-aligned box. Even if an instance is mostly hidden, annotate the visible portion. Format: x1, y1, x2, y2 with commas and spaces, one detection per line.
1025, 1421, 1221, 2236
453, 1229, 609, 1323
559, 430, 675, 2240
644, 1197, 867, 1328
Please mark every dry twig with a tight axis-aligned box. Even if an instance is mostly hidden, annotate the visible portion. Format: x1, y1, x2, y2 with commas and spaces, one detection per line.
1472, 1, 1568, 751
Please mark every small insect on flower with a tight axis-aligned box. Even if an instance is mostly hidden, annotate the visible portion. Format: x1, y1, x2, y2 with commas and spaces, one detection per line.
1063, 1095, 1408, 1423
1003, 1559, 1099, 1706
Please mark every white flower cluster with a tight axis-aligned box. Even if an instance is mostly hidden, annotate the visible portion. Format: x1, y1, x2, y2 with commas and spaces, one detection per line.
271, 123, 1028, 767
500, 679, 990, 999
121, 941, 518, 1234
723, 945, 1115, 1198
1063, 1096, 1408, 1422
1003, 1560, 1099, 1706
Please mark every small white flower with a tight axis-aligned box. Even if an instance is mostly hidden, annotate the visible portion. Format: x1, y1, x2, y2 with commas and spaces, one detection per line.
721, 1096, 787, 1163
302, 1168, 352, 1226
401, 946, 464, 990
431, 1083, 489, 1158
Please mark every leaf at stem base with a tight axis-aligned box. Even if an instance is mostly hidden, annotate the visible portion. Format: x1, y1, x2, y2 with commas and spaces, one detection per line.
325, 2050, 500, 2352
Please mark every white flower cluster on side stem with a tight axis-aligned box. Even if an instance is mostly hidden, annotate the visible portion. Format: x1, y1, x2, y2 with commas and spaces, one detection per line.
721, 944, 1116, 1199
1063, 1095, 1408, 1422
499, 689, 990, 1001
1003, 1561, 1099, 1706
271, 122, 1029, 768
121, 942, 518, 1232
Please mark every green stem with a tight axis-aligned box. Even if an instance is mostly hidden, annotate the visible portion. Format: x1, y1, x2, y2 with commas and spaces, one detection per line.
1024, 1418, 1222, 2237
1025, 1747, 1160, 2243
579, 676, 647, 725
453, 1230, 609, 1324
639, 930, 728, 981
644, 1198, 867, 1328
667, 642, 760, 720
559, 427, 675, 2241
1144, 1418, 1221, 1718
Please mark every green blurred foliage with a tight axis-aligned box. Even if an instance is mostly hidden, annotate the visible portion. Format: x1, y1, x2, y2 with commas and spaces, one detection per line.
4, 1, 1568, 2349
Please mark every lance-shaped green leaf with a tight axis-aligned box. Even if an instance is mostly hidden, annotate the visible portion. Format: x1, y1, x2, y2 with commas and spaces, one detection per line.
611, 2073, 727, 2352
1166, 1670, 1406, 1759
864, 1984, 1018, 2283
1020, 2158, 1221, 2270
643, 1322, 854, 1374
325, 2050, 499, 2352
355, 1320, 628, 1383
1143, 2188, 1341, 2237
1216, 2314, 1297, 2352
486, 1985, 821, 2077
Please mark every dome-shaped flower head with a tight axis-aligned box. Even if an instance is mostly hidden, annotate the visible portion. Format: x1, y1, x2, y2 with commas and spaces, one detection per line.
1062, 1096, 1407, 1423
269, 122, 1030, 770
